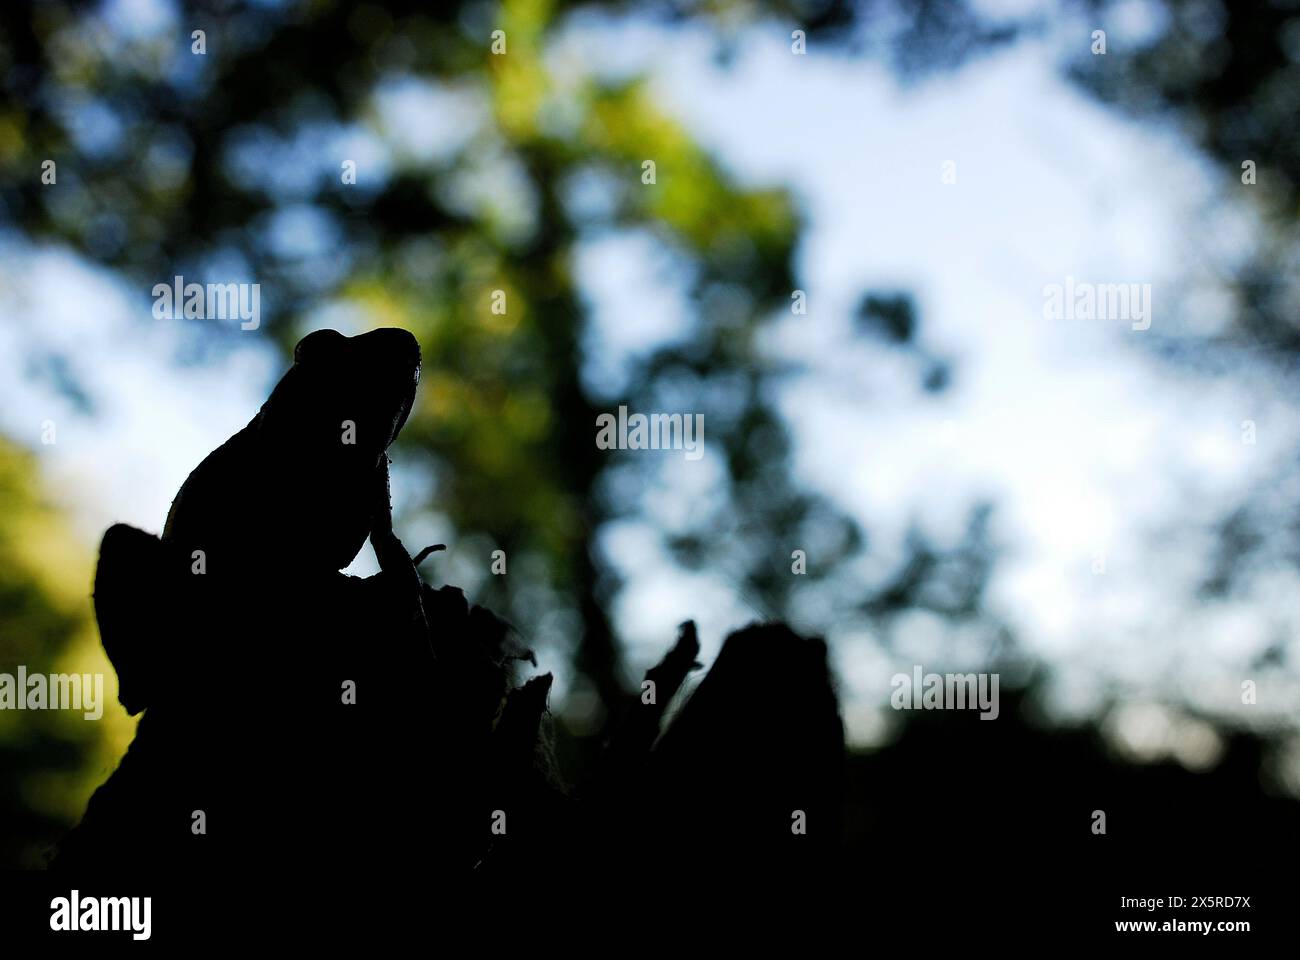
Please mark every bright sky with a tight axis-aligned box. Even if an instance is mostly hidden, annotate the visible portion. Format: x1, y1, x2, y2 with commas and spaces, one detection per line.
558, 15, 1300, 747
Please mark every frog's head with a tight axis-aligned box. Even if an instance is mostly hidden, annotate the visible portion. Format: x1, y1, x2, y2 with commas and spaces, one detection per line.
256, 327, 422, 570
261, 327, 420, 460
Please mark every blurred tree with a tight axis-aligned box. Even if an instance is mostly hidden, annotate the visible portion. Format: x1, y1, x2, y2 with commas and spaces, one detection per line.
0, 0, 886, 736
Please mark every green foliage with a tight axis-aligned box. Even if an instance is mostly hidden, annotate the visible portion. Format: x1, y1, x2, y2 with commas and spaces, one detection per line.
0, 440, 136, 868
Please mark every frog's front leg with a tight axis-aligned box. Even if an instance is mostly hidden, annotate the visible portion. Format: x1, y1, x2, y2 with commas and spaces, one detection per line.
369, 455, 431, 647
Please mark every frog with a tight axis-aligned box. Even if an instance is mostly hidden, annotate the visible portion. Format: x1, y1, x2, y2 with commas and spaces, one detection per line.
92, 326, 428, 715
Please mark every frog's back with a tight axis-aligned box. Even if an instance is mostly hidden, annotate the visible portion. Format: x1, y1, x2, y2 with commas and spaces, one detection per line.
161, 417, 265, 565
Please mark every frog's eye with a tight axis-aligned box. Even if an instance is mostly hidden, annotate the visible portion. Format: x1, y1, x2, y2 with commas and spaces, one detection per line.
293, 328, 346, 364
